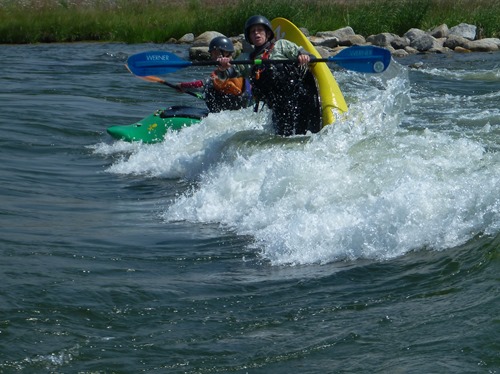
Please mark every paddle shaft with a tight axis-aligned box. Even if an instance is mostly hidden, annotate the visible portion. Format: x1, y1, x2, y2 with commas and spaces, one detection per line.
126, 63, 203, 99
141, 57, 354, 68
156, 79, 203, 99
127, 46, 391, 76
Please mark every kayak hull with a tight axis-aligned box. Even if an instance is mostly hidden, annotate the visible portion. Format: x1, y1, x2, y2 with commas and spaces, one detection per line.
106, 105, 208, 143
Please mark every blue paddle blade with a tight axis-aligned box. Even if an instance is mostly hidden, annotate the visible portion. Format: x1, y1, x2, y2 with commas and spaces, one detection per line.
127, 51, 192, 76
331, 46, 392, 73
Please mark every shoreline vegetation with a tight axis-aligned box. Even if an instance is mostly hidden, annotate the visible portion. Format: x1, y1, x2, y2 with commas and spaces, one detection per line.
1, 0, 500, 45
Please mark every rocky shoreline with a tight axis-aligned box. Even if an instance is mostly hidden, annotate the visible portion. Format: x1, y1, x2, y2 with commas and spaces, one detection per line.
171, 22, 500, 61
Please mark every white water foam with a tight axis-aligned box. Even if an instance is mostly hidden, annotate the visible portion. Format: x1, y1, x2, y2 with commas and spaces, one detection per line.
95, 63, 500, 265
418, 66, 500, 81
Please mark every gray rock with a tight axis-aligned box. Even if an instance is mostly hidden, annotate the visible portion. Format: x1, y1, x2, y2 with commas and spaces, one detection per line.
338, 34, 366, 46
193, 31, 224, 47
409, 34, 440, 51
443, 35, 471, 50
410, 62, 424, 69
467, 38, 500, 52
299, 27, 310, 37
231, 40, 244, 56
404, 46, 419, 54
390, 35, 410, 49
310, 36, 339, 48
366, 32, 398, 47
429, 24, 449, 38
189, 32, 245, 60
189, 46, 209, 60
314, 46, 332, 58
178, 33, 195, 43
404, 28, 428, 43
392, 49, 409, 57
449, 23, 477, 40
317, 26, 355, 39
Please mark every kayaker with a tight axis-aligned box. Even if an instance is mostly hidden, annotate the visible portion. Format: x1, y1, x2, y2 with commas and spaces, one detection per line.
218, 15, 321, 136
176, 36, 252, 113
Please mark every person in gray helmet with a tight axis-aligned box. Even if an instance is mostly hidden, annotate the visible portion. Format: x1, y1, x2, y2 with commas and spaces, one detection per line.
176, 36, 251, 113
218, 15, 321, 136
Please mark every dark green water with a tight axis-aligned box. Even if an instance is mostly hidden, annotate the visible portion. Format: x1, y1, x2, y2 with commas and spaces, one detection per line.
0, 43, 499, 373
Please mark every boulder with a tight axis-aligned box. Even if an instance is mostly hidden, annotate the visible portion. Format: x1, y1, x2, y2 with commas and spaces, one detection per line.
392, 48, 409, 57
443, 35, 471, 50
314, 45, 332, 58
390, 35, 410, 49
454, 46, 472, 53
409, 62, 424, 69
299, 27, 310, 37
409, 33, 440, 51
189, 46, 209, 60
192, 31, 224, 47
429, 24, 449, 38
338, 34, 366, 46
404, 46, 419, 54
189, 32, 244, 60
404, 28, 428, 43
317, 26, 355, 40
467, 38, 500, 52
401, 28, 445, 52
231, 40, 244, 56
310, 36, 339, 48
366, 32, 399, 47
178, 33, 195, 43
449, 23, 477, 40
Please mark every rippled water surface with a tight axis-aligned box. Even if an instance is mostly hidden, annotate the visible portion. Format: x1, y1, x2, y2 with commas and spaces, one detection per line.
1, 43, 499, 373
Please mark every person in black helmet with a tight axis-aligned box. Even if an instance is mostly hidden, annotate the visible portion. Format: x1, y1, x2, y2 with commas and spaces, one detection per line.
218, 15, 321, 136
176, 36, 251, 113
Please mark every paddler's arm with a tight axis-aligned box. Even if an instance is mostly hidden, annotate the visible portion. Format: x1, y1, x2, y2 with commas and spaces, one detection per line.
176, 79, 204, 92
295, 45, 313, 65
297, 53, 311, 65
216, 57, 251, 78
217, 52, 310, 74
213, 58, 238, 79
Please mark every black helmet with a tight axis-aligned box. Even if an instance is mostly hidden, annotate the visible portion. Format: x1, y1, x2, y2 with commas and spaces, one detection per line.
244, 15, 274, 43
208, 36, 235, 54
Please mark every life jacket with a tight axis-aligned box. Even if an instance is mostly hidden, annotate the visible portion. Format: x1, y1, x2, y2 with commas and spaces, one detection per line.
211, 72, 245, 96
252, 43, 274, 81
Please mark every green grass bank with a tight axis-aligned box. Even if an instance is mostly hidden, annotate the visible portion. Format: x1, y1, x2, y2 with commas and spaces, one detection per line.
1, 0, 499, 44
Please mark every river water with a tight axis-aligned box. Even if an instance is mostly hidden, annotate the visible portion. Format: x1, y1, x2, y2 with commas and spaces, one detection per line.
1, 42, 499, 373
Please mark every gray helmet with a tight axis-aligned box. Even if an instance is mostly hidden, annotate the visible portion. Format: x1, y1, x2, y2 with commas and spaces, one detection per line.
244, 15, 274, 43
208, 36, 235, 54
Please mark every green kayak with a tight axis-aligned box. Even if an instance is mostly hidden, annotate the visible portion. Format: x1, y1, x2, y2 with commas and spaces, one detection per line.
107, 105, 208, 143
